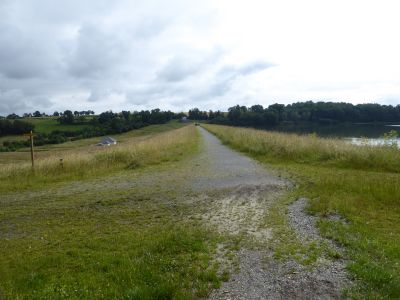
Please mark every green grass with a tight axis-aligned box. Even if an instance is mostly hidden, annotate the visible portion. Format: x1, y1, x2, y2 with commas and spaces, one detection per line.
0, 124, 222, 299
26, 117, 93, 133
0, 179, 220, 299
203, 124, 400, 299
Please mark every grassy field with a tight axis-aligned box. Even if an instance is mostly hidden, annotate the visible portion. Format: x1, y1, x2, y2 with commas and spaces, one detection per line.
0, 124, 224, 299
26, 117, 93, 133
0, 121, 185, 166
203, 124, 400, 299
0, 122, 188, 192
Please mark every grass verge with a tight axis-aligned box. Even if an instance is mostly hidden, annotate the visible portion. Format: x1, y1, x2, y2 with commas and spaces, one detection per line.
203, 124, 400, 299
0, 124, 195, 192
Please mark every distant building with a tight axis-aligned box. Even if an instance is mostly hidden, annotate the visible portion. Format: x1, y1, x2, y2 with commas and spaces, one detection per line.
180, 116, 188, 123
97, 136, 117, 146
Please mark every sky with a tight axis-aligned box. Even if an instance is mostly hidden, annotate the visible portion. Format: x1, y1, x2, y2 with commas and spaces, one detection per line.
0, 0, 400, 115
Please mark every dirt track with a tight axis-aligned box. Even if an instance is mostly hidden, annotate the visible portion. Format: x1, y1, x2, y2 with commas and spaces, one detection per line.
194, 127, 350, 300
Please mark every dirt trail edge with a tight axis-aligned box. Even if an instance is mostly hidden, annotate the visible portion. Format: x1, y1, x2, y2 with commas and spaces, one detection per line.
196, 127, 350, 300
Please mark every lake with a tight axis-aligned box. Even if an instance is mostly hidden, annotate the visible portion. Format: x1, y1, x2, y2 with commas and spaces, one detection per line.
271, 123, 400, 146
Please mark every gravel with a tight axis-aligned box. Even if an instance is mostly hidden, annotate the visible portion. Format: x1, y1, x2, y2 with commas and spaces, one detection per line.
196, 128, 351, 300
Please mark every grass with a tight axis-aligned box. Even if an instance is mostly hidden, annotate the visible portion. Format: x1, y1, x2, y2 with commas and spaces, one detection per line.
0, 124, 223, 299
0, 121, 185, 166
203, 124, 400, 299
26, 117, 93, 133
0, 124, 194, 192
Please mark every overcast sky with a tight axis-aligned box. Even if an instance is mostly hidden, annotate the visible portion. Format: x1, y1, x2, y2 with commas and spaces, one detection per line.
1, 0, 400, 115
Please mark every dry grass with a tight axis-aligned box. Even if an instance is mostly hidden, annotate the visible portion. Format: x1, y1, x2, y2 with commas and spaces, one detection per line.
0, 125, 197, 192
203, 124, 400, 173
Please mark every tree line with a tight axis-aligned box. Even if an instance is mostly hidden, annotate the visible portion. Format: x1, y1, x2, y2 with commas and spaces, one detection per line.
0, 119, 34, 136
189, 101, 400, 126
2, 110, 96, 119
0, 109, 181, 152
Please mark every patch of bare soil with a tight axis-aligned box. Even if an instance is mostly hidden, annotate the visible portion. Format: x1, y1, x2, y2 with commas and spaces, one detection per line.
196, 185, 284, 241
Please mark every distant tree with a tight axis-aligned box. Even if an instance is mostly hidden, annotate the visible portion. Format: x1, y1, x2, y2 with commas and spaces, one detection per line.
6, 113, 20, 119
188, 108, 208, 120
59, 110, 74, 124
73, 111, 79, 116
98, 111, 116, 124
53, 111, 60, 117
268, 104, 285, 121
0, 119, 34, 136
249, 105, 264, 113
33, 111, 42, 117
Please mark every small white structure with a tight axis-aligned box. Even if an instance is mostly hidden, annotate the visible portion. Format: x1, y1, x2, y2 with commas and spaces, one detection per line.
180, 116, 188, 123
97, 136, 117, 146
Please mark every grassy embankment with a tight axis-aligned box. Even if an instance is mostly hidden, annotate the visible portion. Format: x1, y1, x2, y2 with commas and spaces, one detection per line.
203, 124, 400, 299
0, 124, 223, 299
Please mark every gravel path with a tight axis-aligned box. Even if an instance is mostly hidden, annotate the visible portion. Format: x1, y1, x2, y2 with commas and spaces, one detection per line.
192, 127, 286, 191
195, 127, 350, 300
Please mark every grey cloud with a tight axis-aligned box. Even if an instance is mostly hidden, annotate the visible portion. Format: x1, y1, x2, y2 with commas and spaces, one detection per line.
157, 48, 224, 82
68, 24, 131, 78
134, 18, 170, 39
218, 61, 274, 78
0, 0, 275, 115
0, 22, 61, 79
239, 61, 275, 75
201, 61, 274, 98
157, 57, 201, 82
88, 89, 111, 102
125, 59, 272, 109
0, 89, 52, 115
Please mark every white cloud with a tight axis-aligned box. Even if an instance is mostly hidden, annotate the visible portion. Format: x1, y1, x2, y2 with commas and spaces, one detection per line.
0, 0, 399, 115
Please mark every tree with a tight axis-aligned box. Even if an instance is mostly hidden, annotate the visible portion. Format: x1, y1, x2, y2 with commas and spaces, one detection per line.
53, 111, 60, 117
59, 110, 74, 124
6, 113, 20, 119
33, 111, 42, 117
249, 105, 264, 113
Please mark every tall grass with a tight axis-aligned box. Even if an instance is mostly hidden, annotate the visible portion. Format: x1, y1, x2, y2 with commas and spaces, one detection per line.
203, 124, 400, 298
0, 125, 197, 192
203, 124, 400, 173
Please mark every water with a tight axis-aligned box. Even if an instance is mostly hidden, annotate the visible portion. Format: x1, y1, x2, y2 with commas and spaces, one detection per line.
271, 123, 400, 147
345, 137, 400, 147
